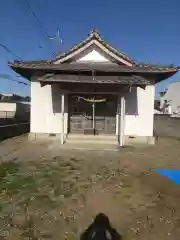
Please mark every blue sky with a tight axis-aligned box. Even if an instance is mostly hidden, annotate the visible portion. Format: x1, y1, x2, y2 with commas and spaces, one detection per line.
0, 0, 179, 96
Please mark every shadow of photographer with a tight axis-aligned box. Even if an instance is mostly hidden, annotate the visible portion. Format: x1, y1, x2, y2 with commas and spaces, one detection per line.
80, 213, 122, 240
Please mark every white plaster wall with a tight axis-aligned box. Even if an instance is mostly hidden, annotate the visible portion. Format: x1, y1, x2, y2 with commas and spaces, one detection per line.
124, 85, 155, 136
31, 82, 154, 137
0, 103, 16, 118
77, 49, 110, 62
0, 102, 30, 119
31, 82, 68, 134
0, 102, 16, 112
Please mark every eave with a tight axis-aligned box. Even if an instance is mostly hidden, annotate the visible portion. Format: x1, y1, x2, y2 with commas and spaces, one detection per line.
8, 61, 179, 84
8, 29, 179, 84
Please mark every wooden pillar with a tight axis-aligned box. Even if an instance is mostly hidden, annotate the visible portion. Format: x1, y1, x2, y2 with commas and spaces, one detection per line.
116, 96, 121, 137
61, 93, 65, 144
120, 96, 125, 146
92, 100, 96, 135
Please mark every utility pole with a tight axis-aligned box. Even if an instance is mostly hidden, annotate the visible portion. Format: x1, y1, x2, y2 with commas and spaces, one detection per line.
49, 28, 62, 56
56, 28, 60, 56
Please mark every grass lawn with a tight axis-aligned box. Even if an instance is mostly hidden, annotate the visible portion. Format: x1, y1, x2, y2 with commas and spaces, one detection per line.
0, 156, 93, 239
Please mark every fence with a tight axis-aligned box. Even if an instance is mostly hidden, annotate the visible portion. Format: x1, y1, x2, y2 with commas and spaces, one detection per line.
0, 111, 15, 118
154, 114, 180, 138
0, 109, 30, 140
0, 122, 30, 141
0, 110, 30, 125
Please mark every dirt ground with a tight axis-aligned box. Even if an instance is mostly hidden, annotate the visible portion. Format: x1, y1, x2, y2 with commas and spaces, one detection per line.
1, 135, 180, 239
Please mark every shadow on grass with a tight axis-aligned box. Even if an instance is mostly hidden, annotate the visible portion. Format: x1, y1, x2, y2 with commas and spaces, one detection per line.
81, 213, 122, 240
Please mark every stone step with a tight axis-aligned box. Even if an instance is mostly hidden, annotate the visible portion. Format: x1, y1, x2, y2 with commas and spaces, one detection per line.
66, 139, 117, 145
60, 143, 120, 151
67, 134, 117, 141
66, 134, 117, 145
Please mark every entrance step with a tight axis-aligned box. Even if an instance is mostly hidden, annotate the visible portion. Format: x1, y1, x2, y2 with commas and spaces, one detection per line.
59, 143, 119, 151
66, 134, 118, 145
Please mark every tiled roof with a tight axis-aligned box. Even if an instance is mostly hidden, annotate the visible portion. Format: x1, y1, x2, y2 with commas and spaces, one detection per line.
13, 29, 134, 65
8, 29, 179, 83
38, 73, 151, 85
8, 61, 179, 73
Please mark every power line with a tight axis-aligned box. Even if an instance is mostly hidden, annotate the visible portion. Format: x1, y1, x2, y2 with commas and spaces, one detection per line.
23, 0, 50, 40
15, 0, 45, 46
0, 43, 27, 85
16, 0, 52, 46
0, 73, 30, 86
0, 43, 22, 60
16, 0, 29, 15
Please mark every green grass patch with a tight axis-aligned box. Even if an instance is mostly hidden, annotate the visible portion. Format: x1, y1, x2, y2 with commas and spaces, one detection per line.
0, 156, 103, 239
0, 159, 19, 180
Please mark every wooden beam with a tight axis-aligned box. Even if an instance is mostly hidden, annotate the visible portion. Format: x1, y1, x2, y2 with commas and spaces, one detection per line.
61, 93, 65, 144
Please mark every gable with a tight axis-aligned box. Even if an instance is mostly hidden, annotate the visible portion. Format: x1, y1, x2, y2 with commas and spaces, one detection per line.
54, 40, 132, 66
76, 49, 110, 62
54, 29, 134, 66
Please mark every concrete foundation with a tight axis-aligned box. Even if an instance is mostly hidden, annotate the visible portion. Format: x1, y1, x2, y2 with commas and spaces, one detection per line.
28, 132, 62, 141
29, 132, 155, 146
124, 135, 155, 145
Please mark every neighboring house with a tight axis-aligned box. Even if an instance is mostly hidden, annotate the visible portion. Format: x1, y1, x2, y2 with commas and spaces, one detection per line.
9, 29, 179, 146
154, 98, 161, 112
154, 109, 162, 114
159, 82, 180, 116
0, 93, 30, 102
0, 93, 30, 121
0, 93, 22, 101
